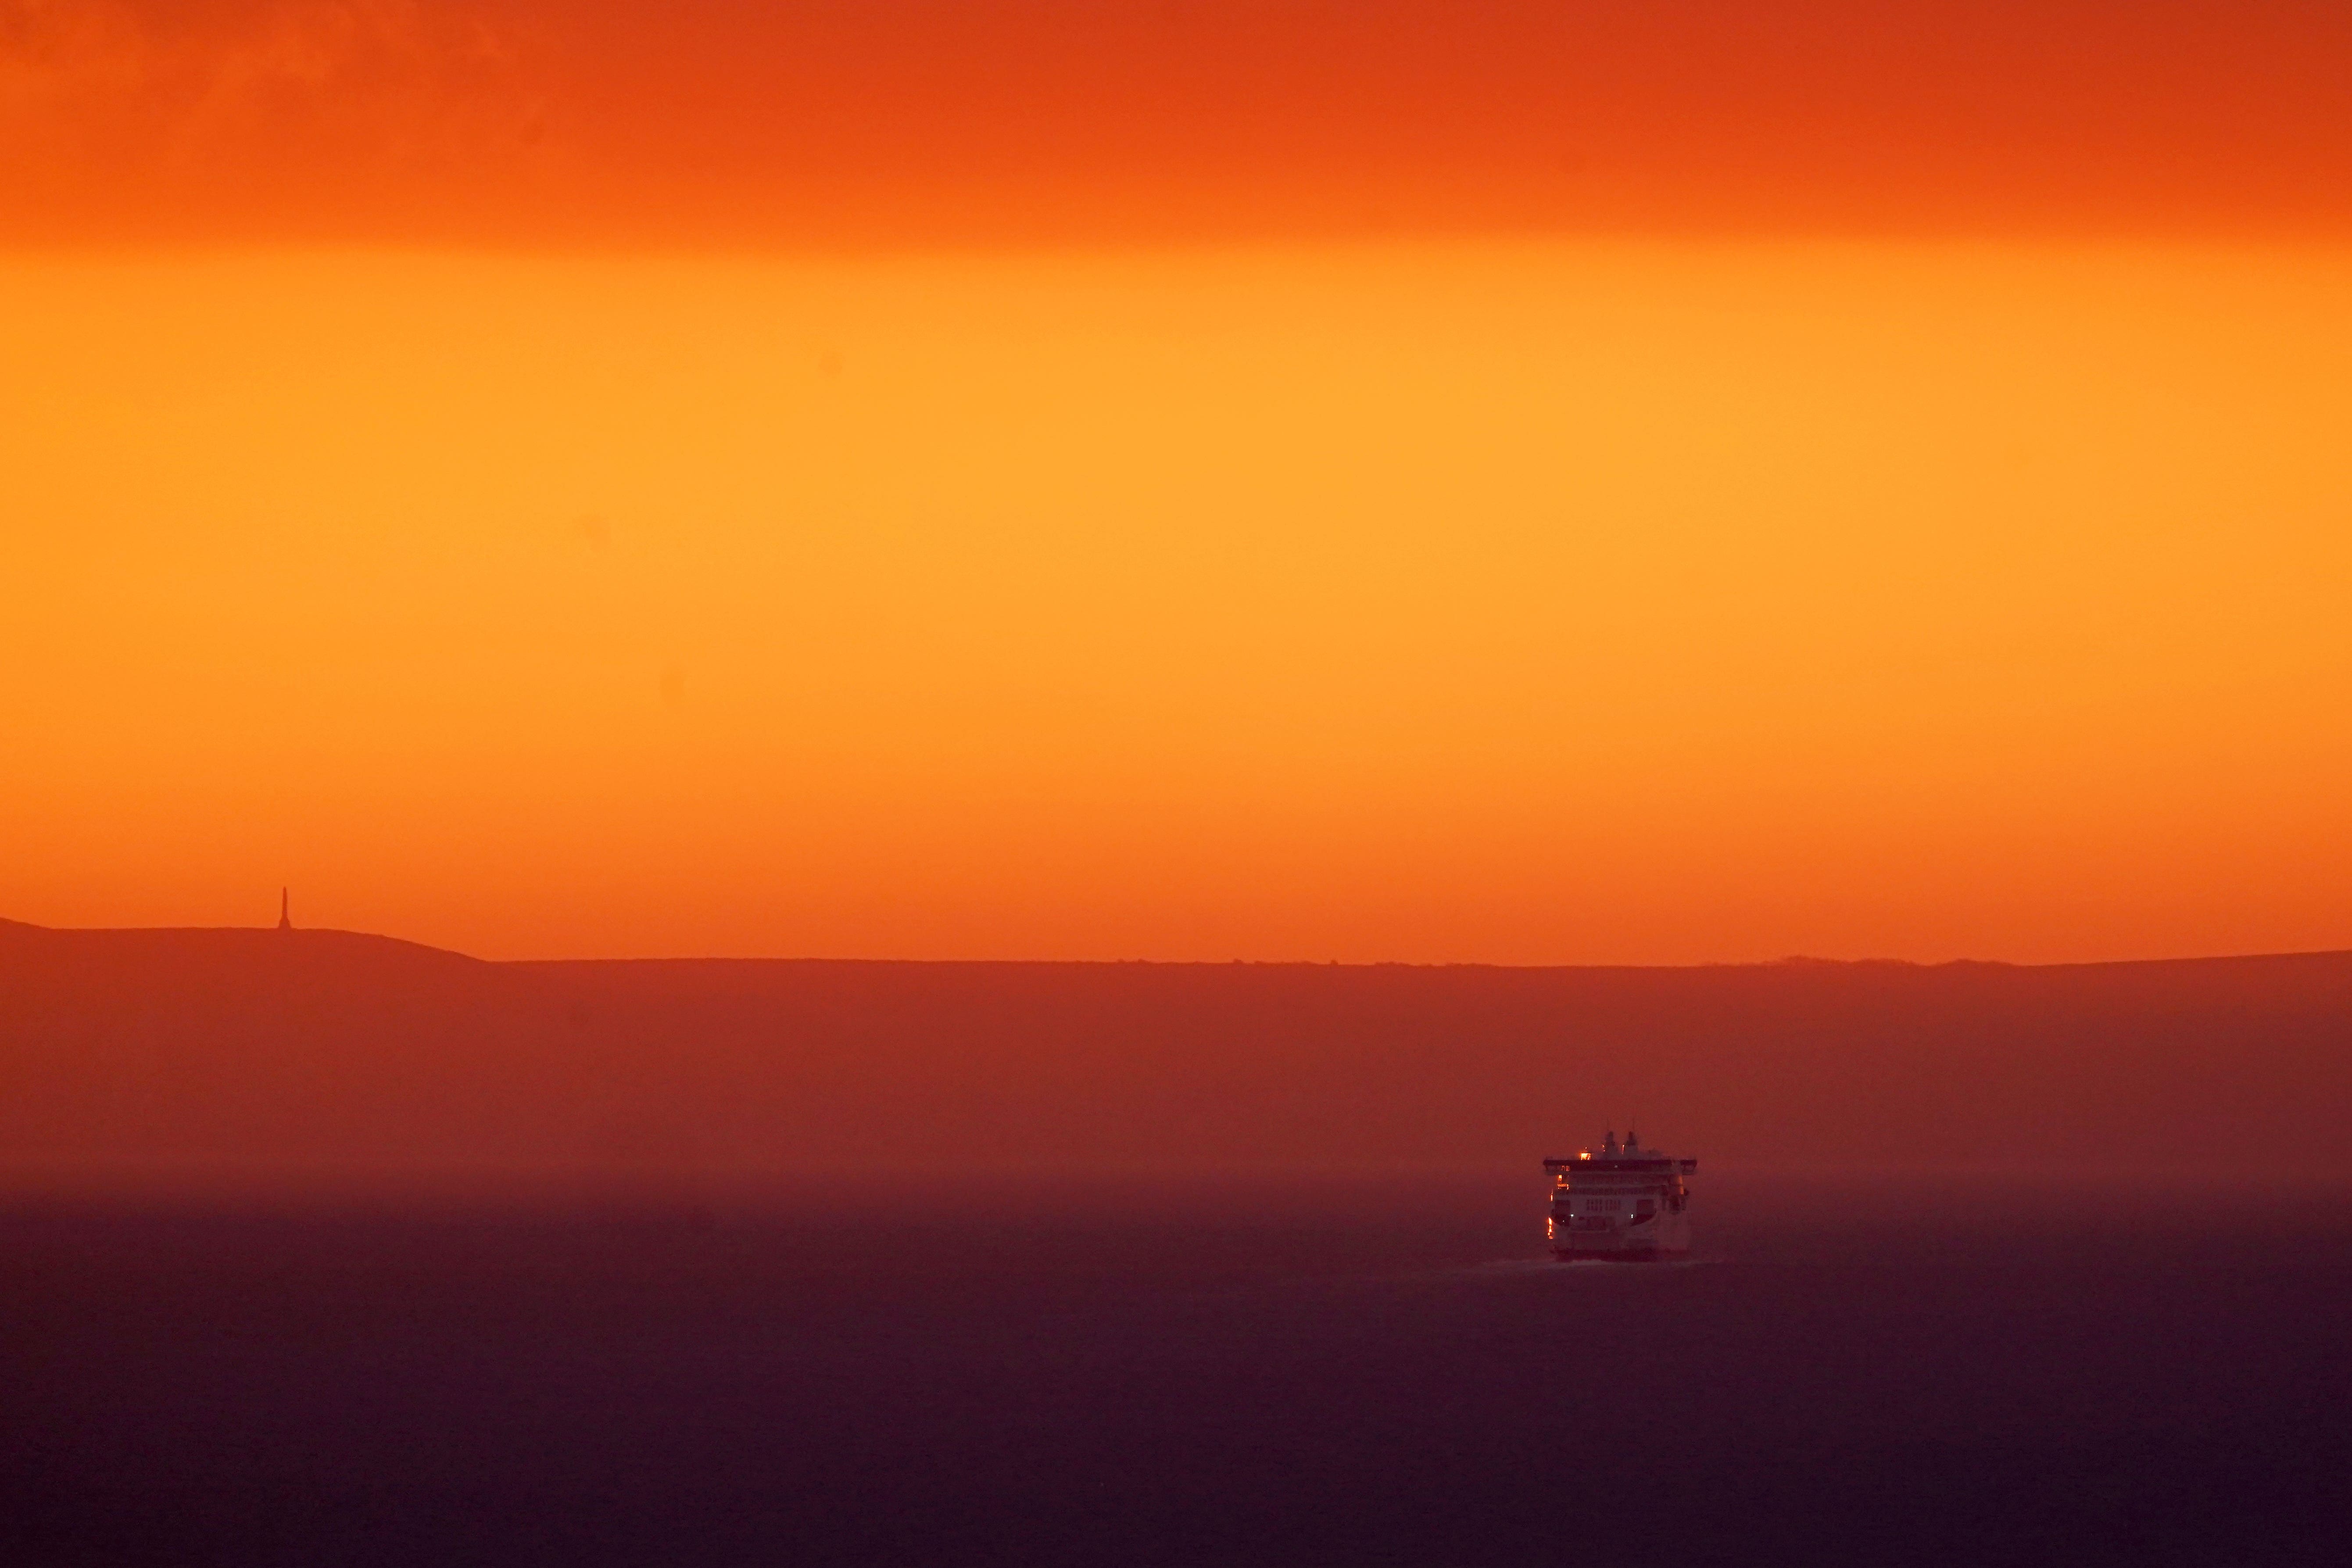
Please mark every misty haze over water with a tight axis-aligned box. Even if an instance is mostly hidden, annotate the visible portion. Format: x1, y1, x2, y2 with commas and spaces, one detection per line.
4, 923, 2348, 1562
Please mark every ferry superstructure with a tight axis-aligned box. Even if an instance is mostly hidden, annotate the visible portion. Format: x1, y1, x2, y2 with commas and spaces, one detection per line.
1544, 1131, 1697, 1261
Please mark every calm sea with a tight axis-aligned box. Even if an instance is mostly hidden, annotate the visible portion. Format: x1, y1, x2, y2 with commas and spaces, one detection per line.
2, 1174, 2345, 1566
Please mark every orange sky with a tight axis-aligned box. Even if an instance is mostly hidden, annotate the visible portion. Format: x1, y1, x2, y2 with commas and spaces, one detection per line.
5, 3, 2350, 961
7, 1, 2352, 245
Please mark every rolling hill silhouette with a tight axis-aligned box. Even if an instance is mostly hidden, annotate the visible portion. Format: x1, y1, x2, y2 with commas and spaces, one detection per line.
3, 919, 2347, 1194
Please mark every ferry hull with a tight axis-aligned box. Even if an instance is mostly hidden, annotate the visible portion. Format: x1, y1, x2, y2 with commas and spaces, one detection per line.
1548, 1219, 1692, 1262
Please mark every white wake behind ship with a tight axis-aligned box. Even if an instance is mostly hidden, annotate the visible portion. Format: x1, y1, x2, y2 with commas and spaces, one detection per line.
1545, 1131, 1697, 1261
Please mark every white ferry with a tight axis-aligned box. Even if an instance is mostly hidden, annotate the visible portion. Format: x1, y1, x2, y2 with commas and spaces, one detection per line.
1544, 1131, 1697, 1261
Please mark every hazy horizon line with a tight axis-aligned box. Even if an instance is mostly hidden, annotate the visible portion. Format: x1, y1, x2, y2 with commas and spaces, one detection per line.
11, 915, 2350, 975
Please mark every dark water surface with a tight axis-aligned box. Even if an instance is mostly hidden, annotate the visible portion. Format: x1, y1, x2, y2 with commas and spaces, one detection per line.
2, 1175, 2346, 1566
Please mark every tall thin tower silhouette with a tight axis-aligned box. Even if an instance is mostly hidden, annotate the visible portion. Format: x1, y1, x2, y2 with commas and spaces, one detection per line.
277, 888, 292, 931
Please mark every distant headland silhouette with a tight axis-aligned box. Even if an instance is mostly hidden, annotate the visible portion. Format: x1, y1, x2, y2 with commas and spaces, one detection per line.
2, 916, 2348, 1192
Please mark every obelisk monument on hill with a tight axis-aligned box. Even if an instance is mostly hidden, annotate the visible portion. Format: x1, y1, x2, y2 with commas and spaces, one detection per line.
277, 888, 292, 931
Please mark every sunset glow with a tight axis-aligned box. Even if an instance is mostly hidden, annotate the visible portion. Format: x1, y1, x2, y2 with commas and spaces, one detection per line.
7, 3, 2350, 962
